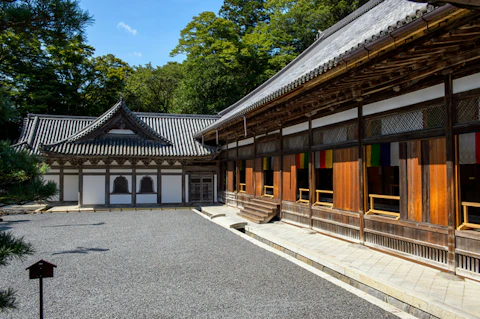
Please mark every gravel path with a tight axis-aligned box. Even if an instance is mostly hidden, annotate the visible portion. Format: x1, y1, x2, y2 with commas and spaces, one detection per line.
0, 210, 396, 318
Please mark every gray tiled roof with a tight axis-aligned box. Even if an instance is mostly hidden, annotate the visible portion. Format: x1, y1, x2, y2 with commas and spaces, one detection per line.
15, 112, 220, 158
66, 100, 172, 144
195, 0, 434, 137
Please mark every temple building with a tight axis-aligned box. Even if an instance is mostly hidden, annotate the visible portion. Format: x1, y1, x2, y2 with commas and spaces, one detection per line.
16, 0, 480, 281
15, 102, 220, 206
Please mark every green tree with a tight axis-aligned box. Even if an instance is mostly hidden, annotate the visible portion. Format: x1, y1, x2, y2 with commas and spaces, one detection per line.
0, 141, 57, 204
176, 56, 242, 114
0, 0, 130, 117
0, 231, 34, 310
219, 0, 269, 35
123, 62, 183, 113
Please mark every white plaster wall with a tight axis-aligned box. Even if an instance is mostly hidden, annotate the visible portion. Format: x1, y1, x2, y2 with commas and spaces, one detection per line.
110, 169, 132, 173
161, 169, 182, 173
283, 121, 309, 136
63, 175, 78, 202
161, 175, 182, 203
312, 108, 358, 129
137, 169, 157, 173
227, 142, 236, 149
363, 84, 444, 116
238, 137, 254, 146
453, 73, 480, 94
136, 175, 157, 193
110, 194, 132, 205
83, 169, 106, 173
43, 175, 60, 201
137, 194, 157, 204
83, 175, 105, 205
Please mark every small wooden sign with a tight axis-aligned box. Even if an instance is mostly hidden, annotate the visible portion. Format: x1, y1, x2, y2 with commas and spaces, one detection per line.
26, 260, 57, 279
26, 260, 57, 319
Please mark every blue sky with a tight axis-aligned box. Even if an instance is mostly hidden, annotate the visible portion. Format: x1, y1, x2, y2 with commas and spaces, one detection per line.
78, 0, 225, 67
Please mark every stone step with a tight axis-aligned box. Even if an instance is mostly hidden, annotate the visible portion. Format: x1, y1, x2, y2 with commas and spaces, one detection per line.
251, 198, 279, 209
237, 211, 263, 224
241, 207, 269, 218
244, 202, 273, 214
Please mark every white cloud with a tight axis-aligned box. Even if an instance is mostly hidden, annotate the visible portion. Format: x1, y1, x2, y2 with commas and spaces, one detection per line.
117, 22, 138, 36
132, 52, 142, 57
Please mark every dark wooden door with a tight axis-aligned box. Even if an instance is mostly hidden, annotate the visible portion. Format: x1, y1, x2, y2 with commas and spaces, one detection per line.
190, 175, 213, 203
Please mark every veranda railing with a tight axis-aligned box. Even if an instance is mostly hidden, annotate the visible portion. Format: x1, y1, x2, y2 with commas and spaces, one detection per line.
457, 202, 480, 230
365, 194, 400, 220
296, 188, 309, 204
313, 190, 333, 207
262, 185, 274, 198
239, 183, 246, 193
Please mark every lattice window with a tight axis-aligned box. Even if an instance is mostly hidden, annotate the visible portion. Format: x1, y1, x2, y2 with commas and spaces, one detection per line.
139, 176, 154, 193
283, 133, 308, 151
256, 140, 280, 155
313, 122, 357, 147
364, 104, 445, 138
113, 176, 129, 194
456, 96, 480, 125
238, 144, 254, 158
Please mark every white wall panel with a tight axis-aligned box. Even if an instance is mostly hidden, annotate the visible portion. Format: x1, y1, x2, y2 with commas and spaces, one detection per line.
63, 175, 78, 202
83, 175, 105, 205
83, 169, 106, 173
110, 194, 131, 205
161, 169, 182, 173
161, 175, 182, 203
363, 84, 444, 116
137, 194, 157, 204
238, 138, 254, 146
453, 72, 480, 94
312, 108, 358, 129
282, 121, 309, 136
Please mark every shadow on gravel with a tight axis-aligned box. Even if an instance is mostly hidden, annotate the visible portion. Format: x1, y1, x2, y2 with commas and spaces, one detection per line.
43, 222, 106, 228
0, 219, 31, 231
52, 247, 109, 255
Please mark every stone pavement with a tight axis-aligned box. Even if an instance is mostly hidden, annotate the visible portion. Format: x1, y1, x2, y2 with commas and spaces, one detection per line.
198, 205, 480, 319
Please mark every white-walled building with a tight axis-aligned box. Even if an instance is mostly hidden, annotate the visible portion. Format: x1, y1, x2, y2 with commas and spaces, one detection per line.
15, 101, 219, 206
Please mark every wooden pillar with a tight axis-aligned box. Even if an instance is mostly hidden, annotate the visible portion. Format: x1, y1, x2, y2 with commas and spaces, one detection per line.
132, 164, 137, 206
279, 128, 283, 218
308, 117, 314, 227
157, 166, 162, 205
78, 166, 83, 207
358, 105, 366, 243
253, 134, 257, 198
59, 162, 64, 202
445, 73, 457, 272
182, 169, 186, 205
105, 163, 110, 206
235, 139, 239, 202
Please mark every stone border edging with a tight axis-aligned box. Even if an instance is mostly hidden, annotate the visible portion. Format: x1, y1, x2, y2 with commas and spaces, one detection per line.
244, 230, 477, 319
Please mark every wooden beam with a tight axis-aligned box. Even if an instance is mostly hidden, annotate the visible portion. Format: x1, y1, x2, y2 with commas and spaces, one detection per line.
358, 105, 365, 244
444, 73, 457, 273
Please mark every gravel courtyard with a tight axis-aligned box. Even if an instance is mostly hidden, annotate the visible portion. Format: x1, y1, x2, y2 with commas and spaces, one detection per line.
0, 210, 396, 319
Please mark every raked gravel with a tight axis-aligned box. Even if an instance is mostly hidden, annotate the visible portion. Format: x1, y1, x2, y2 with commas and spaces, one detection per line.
0, 210, 396, 319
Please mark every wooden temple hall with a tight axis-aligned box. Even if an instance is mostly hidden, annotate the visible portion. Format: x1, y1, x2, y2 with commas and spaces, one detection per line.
13, 0, 480, 280
194, 0, 480, 280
